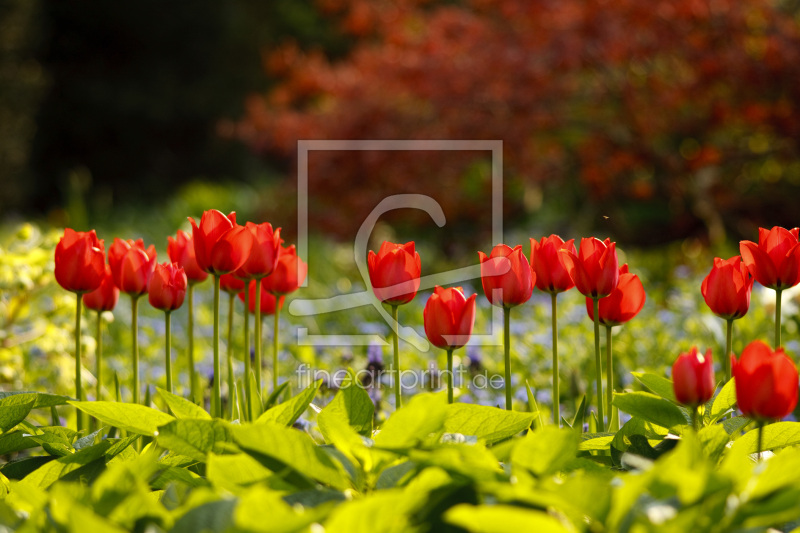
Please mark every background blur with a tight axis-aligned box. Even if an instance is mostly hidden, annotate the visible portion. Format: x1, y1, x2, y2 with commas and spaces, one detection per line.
4, 0, 800, 251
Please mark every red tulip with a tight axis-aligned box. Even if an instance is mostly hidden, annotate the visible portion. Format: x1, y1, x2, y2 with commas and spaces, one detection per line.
732, 340, 799, 420
262, 244, 308, 296
530, 235, 575, 294
238, 222, 282, 279
167, 229, 208, 284
367, 241, 421, 306
558, 237, 619, 299
220, 272, 246, 293
238, 280, 285, 315
478, 244, 533, 308
701, 256, 753, 320
189, 210, 254, 275
672, 347, 715, 408
740, 226, 800, 290
148, 262, 188, 312
82, 265, 119, 312
423, 286, 477, 350
108, 238, 157, 297
585, 264, 645, 326
54, 228, 105, 293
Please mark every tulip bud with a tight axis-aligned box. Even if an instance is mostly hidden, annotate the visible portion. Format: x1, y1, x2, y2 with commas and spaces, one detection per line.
530, 235, 575, 294
586, 264, 645, 327
478, 244, 533, 308
367, 241, 421, 306
423, 286, 477, 350
262, 244, 308, 296
672, 347, 715, 408
83, 265, 119, 312
148, 263, 188, 312
732, 340, 799, 420
701, 256, 753, 320
54, 228, 105, 294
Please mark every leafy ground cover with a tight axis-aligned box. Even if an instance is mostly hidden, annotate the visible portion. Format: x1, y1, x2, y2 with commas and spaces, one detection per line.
3, 220, 800, 531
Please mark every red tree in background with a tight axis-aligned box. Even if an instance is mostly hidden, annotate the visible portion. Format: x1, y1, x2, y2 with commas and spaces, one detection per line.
227, 0, 800, 244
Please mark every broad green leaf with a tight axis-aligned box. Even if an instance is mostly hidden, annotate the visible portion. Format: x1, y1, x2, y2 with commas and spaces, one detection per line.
373, 393, 447, 450
256, 380, 321, 426
263, 381, 290, 410
443, 403, 534, 444
171, 499, 236, 533
69, 401, 175, 436
156, 419, 231, 461
408, 444, 504, 481
444, 504, 572, 532
698, 424, 730, 464
612, 391, 688, 431
512, 426, 578, 477
323, 491, 409, 533
318, 372, 374, 438
632, 372, 677, 403
0, 431, 40, 456
0, 393, 36, 433
525, 381, 544, 430
233, 422, 350, 490
21, 440, 112, 488
234, 484, 333, 533
731, 421, 800, 455
318, 408, 374, 475
156, 388, 211, 420
710, 378, 737, 422
0, 391, 71, 409
25, 426, 77, 457
207, 453, 272, 492
578, 434, 615, 451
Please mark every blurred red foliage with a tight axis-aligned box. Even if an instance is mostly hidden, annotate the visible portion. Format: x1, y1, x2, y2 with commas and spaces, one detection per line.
229, 0, 800, 245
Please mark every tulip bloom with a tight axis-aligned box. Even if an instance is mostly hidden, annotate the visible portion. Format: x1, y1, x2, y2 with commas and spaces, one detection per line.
82, 265, 119, 312
189, 210, 253, 276
54, 228, 105, 294
586, 265, 646, 327
558, 237, 619, 299
220, 273, 246, 293
108, 238, 157, 297
262, 244, 308, 296
478, 244, 533, 308
167, 229, 208, 284
239, 280, 285, 315
238, 222, 282, 280
672, 347, 715, 410
149, 263, 188, 393
368, 241, 421, 306
732, 340, 798, 421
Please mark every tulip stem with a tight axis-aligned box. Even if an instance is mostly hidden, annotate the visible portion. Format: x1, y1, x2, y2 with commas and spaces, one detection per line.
504, 306, 512, 411
775, 288, 783, 349
132, 295, 139, 405
187, 284, 197, 404
95, 310, 102, 403
757, 420, 765, 460
606, 324, 615, 432
446, 348, 454, 404
691, 406, 700, 432
551, 293, 559, 425
593, 297, 605, 431
75, 295, 83, 432
725, 318, 733, 383
273, 302, 280, 392
227, 292, 235, 419
243, 289, 251, 421
391, 304, 401, 409
255, 279, 263, 399
165, 311, 173, 394
213, 275, 221, 418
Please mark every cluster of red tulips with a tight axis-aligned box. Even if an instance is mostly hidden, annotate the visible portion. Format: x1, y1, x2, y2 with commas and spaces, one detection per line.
53, 209, 306, 428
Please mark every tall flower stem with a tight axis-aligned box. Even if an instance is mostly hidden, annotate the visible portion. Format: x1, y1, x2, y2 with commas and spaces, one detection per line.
212, 275, 221, 418
593, 297, 605, 430
606, 324, 615, 432
504, 306, 512, 411
165, 311, 173, 393
446, 348, 454, 404
691, 406, 700, 432
187, 284, 197, 403
131, 296, 140, 405
75, 295, 83, 432
551, 293, 559, 425
775, 288, 783, 348
725, 318, 733, 382
255, 279, 263, 398
243, 289, 251, 421
391, 304, 401, 408
227, 293, 235, 419
95, 310, 103, 403
757, 420, 765, 460
273, 303, 280, 392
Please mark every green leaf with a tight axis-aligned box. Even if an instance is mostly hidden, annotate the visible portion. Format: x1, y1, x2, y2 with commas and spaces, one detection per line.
263, 381, 290, 411
256, 380, 320, 426
444, 504, 572, 532
0, 391, 71, 409
156, 388, 211, 420
443, 403, 534, 445
525, 381, 544, 430
233, 422, 350, 490
0, 393, 36, 433
632, 372, 677, 403
578, 434, 615, 451
0, 431, 40, 456
571, 395, 587, 434
698, 424, 730, 464
25, 426, 77, 457
234, 484, 333, 533
318, 372, 374, 439
156, 419, 232, 461
731, 421, 800, 455
373, 393, 447, 450
206, 453, 272, 491
69, 401, 175, 436
171, 499, 236, 533
21, 440, 112, 488
512, 426, 578, 477
612, 391, 688, 431
710, 378, 737, 422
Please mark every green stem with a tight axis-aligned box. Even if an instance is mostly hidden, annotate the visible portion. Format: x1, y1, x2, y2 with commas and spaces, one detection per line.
273, 301, 280, 392
775, 288, 783, 348
593, 297, 605, 431
213, 275, 221, 418
691, 406, 699, 432
243, 288, 251, 421
725, 318, 733, 383
187, 284, 196, 403
96, 311, 102, 403
757, 420, 765, 460
504, 306, 512, 411
255, 279, 263, 398
132, 296, 139, 405
606, 325, 615, 432
165, 311, 173, 394
75, 295, 83, 432
446, 348, 454, 404
227, 292, 235, 419
551, 293, 559, 425
391, 304, 401, 409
